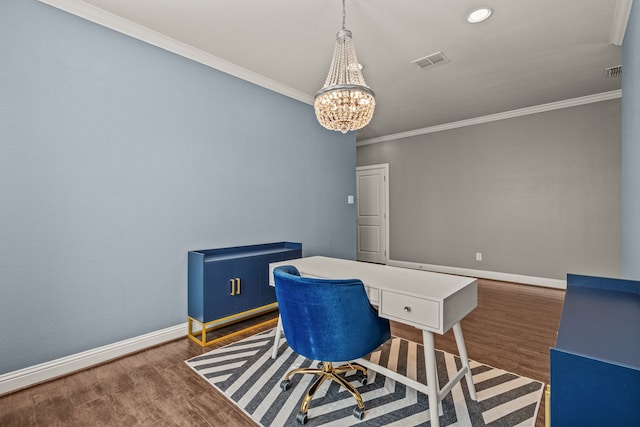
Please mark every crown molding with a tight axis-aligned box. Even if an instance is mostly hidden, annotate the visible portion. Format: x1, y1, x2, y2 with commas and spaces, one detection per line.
356, 90, 623, 147
38, 0, 315, 106
610, 0, 633, 46
37, 1, 624, 145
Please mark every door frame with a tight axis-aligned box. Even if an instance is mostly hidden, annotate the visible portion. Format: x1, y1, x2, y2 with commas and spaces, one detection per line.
356, 163, 390, 264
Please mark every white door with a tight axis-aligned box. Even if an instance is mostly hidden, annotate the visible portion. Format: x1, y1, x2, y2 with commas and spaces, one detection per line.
356, 164, 388, 264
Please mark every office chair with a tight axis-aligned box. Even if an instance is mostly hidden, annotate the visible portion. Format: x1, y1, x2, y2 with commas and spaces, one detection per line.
273, 265, 391, 424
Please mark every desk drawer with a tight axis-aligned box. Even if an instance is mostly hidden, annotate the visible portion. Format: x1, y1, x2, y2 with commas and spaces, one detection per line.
380, 291, 440, 329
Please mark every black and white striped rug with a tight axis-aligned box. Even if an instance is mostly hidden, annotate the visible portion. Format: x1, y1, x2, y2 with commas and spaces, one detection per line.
186, 328, 543, 426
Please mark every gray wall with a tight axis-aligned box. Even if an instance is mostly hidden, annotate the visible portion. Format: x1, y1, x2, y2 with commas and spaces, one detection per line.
0, 1, 355, 374
358, 100, 621, 280
622, 2, 640, 280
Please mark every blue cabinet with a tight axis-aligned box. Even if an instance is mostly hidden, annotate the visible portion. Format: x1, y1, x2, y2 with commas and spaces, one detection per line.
188, 242, 302, 345
549, 274, 640, 426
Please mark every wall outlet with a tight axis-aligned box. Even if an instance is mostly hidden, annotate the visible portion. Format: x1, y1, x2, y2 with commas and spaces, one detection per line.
347, 195, 354, 204
475, 252, 483, 261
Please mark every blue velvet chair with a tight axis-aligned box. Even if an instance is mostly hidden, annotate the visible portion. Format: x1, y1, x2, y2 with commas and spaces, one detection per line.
273, 265, 391, 424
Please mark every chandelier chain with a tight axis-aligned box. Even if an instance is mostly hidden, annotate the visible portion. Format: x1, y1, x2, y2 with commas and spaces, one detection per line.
342, 0, 346, 30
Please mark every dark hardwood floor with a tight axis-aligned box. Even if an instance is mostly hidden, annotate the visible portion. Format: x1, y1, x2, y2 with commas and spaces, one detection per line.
0, 279, 564, 426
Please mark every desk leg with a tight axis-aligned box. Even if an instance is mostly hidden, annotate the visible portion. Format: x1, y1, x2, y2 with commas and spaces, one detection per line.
422, 330, 440, 427
453, 322, 477, 401
271, 315, 283, 360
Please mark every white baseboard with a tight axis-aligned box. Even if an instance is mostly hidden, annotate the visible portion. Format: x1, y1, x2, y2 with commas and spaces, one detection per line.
0, 263, 563, 396
387, 259, 567, 289
0, 322, 187, 396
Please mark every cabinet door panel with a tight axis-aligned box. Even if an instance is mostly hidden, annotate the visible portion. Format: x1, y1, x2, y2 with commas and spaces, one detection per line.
233, 258, 263, 313
263, 249, 303, 304
261, 253, 285, 304
203, 260, 236, 322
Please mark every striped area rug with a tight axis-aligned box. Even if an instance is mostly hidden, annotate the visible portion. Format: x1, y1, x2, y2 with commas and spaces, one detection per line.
185, 328, 543, 426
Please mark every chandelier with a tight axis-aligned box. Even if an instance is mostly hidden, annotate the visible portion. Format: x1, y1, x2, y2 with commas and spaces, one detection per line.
314, 0, 375, 134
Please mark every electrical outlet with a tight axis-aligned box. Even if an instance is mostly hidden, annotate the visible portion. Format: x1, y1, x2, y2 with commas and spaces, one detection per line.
475, 252, 483, 261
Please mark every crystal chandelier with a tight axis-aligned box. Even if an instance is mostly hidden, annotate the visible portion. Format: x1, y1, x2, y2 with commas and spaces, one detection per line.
314, 0, 375, 134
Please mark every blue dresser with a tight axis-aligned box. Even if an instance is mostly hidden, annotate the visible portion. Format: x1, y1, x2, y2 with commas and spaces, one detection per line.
550, 274, 640, 426
188, 242, 302, 345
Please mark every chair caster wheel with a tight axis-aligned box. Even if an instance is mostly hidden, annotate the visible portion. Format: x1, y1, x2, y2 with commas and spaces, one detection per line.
356, 371, 368, 385
296, 411, 308, 424
317, 362, 323, 369
280, 380, 290, 392
353, 406, 365, 420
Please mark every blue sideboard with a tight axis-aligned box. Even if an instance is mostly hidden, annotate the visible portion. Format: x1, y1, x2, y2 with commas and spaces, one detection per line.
188, 242, 302, 346
549, 274, 640, 426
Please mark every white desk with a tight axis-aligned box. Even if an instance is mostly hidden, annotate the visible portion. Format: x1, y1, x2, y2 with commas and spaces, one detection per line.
269, 256, 478, 427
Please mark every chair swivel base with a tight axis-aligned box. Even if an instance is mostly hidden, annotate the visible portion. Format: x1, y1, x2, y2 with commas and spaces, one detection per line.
280, 361, 368, 424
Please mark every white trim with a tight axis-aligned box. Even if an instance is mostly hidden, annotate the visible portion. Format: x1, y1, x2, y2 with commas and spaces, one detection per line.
610, 0, 633, 46
0, 322, 187, 396
0, 266, 562, 397
37, 0, 624, 143
356, 90, 623, 147
37, 0, 314, 106
387, 259, 567, 290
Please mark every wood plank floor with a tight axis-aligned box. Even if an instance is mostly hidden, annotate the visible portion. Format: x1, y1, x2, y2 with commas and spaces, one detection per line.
0, 279, 564, 426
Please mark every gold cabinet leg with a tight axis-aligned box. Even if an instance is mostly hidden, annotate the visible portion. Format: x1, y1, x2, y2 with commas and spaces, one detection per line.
545, 384, 551, 427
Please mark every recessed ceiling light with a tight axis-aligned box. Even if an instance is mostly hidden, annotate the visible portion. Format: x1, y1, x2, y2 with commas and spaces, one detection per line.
467, 8, 493, 24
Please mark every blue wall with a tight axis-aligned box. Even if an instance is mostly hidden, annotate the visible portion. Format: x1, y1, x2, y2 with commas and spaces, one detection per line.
622, 2, 640, 279
0, 0, 355, 374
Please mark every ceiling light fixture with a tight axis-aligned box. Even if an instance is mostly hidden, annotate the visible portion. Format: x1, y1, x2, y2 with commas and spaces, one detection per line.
467, 8, 493, 24
314, 0, 375, 134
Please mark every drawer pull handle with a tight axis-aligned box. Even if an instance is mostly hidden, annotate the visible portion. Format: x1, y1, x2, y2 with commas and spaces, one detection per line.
404, 306, 411, 312
236, 278, 241, 294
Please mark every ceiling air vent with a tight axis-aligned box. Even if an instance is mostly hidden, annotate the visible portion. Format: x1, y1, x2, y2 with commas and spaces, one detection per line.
603, 65, 622, 79
412, 51, 450, 70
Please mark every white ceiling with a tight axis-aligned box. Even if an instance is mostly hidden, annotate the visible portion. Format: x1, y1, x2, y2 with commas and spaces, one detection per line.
64, 0, 625, 141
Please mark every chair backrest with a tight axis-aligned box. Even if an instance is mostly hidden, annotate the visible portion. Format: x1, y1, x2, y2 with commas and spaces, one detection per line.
273, 265, 390, 362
